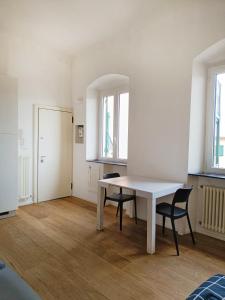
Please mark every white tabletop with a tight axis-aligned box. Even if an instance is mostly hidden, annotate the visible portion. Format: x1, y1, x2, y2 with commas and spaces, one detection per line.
98, 175, 183, 198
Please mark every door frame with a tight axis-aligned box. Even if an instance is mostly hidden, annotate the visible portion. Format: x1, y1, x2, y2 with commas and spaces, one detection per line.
33, 104, 73, 203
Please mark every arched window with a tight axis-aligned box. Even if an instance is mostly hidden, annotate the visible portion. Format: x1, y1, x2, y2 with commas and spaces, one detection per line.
86, 74, 129, 162
189, 39, 225, 174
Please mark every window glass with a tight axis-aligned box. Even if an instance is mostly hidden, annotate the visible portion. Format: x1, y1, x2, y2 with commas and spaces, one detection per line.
102, 96, 114, 158
213, 73, 225, 168
118, 93, 129, 160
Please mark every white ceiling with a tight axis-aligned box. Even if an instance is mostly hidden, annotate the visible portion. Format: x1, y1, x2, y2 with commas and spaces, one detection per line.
0, 0, 145, 55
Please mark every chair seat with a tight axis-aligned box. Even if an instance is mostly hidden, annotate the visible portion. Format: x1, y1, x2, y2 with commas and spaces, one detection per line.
106, 193, 135, 202
156, 202, 187, 218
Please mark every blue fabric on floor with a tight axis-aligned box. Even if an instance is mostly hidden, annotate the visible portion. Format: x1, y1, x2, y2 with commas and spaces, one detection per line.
0, 261, 41, 300
187, 274, 225, 300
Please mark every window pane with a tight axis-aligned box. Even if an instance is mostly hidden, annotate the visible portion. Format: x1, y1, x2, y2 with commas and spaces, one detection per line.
118, 93, 129, 160
102, 96, 114, 158
213, 73, 225, 168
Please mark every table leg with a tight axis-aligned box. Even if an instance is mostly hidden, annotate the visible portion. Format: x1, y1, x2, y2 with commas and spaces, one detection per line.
146, 196, 156, 254
128, 190, 136, 218
96, 185, 104, 230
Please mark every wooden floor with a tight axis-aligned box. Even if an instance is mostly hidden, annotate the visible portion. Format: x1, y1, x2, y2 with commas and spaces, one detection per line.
0, 197, 225, 300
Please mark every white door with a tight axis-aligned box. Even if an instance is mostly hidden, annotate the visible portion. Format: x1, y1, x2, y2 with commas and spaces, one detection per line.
37, 108, 73, 202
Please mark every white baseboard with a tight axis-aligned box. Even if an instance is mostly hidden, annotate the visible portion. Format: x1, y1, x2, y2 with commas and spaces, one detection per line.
0, 210, 16, 219
196, 224, 225, 242
19, 198, 33, 206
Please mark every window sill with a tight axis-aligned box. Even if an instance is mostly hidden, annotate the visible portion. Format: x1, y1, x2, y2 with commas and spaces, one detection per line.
188, 172, 225, 180
86, 159, 127, 166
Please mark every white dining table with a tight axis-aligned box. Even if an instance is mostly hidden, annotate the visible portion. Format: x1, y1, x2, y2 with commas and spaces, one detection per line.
96, 176, 183, 254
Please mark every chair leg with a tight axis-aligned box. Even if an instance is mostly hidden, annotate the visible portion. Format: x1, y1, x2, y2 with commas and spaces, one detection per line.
104, 197, 106, 207
116, 203, 119, 217
171, 219, 179, 256
134, 198, 137, 224
187, 213, 195, 245
120, 202, 123, 231
162, 216, 166, 235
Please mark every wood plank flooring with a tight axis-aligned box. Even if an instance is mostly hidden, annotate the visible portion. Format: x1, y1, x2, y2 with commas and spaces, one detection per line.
0, 197, 225, 300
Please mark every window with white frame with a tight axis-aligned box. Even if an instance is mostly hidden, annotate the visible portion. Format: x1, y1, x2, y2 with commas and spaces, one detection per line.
206, 66, 225, 172
99, 90, 129, 162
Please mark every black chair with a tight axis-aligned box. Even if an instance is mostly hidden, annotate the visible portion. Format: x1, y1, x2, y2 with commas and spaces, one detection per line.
103, 173, 137, 231
156, 187, 195, 256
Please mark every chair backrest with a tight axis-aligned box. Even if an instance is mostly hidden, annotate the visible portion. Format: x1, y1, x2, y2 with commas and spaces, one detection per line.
172, 187, 193, 210
103, 173, 121, 197
103, 173, 120, 179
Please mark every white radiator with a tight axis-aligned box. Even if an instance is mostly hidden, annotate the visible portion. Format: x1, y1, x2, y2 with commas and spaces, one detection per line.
19, 156, 30, 200
202, 186, 225, 233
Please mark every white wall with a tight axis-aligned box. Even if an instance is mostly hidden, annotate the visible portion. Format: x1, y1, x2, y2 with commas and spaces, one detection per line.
0, 33, 72, 204
86, 88, 99, 160
188, 38, 225, 175
188, 61, 207, 173
72, 0, 225, 224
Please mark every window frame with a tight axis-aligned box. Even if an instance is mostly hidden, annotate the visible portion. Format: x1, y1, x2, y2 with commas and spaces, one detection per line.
205, 64, 225, 174
98, 87, 129, 163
